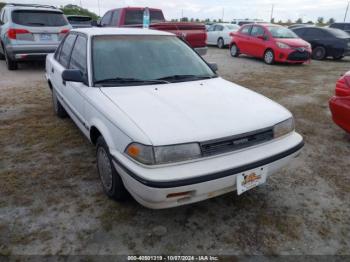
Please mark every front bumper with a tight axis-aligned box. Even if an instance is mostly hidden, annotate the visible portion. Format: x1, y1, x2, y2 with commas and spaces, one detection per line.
329, 96, 350, 133
275, 48, 311, 63
6, 44, 58, 61
111, 132, 304, 209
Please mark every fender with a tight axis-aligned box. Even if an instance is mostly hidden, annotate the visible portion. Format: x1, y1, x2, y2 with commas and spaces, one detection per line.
88, 117, 132, 152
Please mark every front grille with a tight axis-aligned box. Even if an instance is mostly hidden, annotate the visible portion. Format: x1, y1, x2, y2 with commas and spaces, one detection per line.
200, 129, 274, 157
288, 51, 310, 61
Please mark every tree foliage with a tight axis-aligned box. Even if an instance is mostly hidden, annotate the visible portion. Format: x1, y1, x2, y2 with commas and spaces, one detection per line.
317, 17, 324, 24
327, 18, 335, 24
60, 4, 99, 20
0, 2, 5, 11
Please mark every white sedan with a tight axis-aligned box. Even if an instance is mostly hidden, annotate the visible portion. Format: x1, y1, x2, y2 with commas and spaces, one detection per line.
46, 27, 303, 209
207, 23, 240, 48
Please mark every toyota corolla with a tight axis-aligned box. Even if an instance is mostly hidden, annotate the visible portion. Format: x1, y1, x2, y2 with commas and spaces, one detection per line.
46, 28, 304, 209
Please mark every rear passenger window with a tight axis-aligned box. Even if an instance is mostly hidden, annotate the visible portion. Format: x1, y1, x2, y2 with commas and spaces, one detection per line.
12, 10, 68, 27
59, 34, 77, 68
215, 25, 224, 31
240, 26, 251, 35
69, 36, 87, 73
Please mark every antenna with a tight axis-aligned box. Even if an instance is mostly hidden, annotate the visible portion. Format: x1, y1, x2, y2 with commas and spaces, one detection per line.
345, 1, 350, 22
270, 4, 274, 22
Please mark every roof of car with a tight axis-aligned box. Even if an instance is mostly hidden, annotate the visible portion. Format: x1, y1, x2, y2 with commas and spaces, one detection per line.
72, 27, 174, 36
4, 4, 62, 12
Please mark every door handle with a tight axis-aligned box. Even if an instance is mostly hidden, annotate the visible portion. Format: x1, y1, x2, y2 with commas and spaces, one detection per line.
51, 67, 54, 73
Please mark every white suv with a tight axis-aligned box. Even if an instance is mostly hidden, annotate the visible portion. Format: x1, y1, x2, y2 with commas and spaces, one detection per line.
46, 28, 304, 209
0, 3, 71, 70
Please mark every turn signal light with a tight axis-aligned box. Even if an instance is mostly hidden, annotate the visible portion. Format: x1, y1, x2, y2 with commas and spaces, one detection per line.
7, 28, 31, 39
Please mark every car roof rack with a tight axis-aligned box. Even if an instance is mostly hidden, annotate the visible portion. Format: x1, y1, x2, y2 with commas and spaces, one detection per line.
5, 3, 58, 9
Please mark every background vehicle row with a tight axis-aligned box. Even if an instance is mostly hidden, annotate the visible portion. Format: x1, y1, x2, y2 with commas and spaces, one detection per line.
0, 3, 71, 70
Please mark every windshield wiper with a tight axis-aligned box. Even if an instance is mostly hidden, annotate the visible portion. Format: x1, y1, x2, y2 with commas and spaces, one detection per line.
155, 74, 215, 82
94, 77, 169, 86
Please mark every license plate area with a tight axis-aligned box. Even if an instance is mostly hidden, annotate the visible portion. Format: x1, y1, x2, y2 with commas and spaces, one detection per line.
236, 167, 267, 195
40, 34, 52, 41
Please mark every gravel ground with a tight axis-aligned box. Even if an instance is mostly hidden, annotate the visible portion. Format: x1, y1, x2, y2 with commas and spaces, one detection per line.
0, 47, 350, 256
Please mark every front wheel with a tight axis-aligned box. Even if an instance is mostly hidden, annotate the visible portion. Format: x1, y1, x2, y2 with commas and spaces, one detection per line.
96, 136, 128, 201
312, 46, 326, 60
230, 44, 239, 57
264, 50, 275, 65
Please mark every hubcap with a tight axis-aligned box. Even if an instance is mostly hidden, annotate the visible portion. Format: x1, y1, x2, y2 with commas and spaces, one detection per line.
97, 147, 113, 192
231, 45, 237, 56
265, 51, 273, 63
218, 39, 224, 48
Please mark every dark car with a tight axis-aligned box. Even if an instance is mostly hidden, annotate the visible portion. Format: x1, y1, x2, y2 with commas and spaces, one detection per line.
66, 15, 92, 28
329, 23, 350, 34
288, 24, 313, 30
292, 26, 350, 60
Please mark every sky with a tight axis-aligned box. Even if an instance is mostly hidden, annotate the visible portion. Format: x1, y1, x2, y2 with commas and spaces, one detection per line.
4, 0, 350, 22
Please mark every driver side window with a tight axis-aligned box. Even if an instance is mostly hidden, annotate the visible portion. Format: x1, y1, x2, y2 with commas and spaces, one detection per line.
251, 26, 265, 37
69, 35, 87, 74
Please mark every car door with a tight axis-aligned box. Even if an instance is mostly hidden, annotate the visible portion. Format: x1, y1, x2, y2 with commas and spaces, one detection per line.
50, 33, 77, 100
236, 25, 252, 54
299, 28, 321, 48
249, 25, 267, 57
206, 24, 216, 44
215, 25, 224, 44
63, 34, 90, 135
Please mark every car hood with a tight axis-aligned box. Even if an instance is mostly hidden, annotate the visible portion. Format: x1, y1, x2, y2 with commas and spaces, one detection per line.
100, 78, 292, 146
276, 38, 310, 47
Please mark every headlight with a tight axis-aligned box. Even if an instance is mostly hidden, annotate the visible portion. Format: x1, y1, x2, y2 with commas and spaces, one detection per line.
276, 42, 291, 49
273, 118, 295, 138
125, 142, 201, 165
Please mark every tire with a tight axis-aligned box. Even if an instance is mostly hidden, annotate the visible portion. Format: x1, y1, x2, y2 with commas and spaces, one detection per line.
312, 46, 326, 60
264, 49, 275, 65
96, 136, 128, 201
4, 47, 17, 70
0, 43, 5, 60
52, 89, 68, 118
333, 55, 344, 60
217, 38, 225, 49
230, 43, 239, 57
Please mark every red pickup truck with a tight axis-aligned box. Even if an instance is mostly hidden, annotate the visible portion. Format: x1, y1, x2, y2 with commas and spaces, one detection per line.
98, 7, 208, 55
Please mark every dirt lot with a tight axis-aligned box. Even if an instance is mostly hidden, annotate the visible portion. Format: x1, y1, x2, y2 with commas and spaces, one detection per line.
0, 48, 350, 256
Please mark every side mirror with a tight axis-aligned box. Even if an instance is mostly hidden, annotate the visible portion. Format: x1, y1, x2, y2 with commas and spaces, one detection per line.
257, 35, 267, 40
62, 69, 84, 83
229, 32, 235, 37
96, 19, 102, 27
209, 63, 218, 72
91, 20, 98, 27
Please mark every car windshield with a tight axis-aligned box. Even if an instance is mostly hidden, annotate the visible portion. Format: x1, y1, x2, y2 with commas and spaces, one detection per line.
326, 28, 350, 38
226, 25, 239, 31
12, 10, 68, 27
92, 35, 216, 86
68, 16, 92, 24
267, 26, 299, 38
